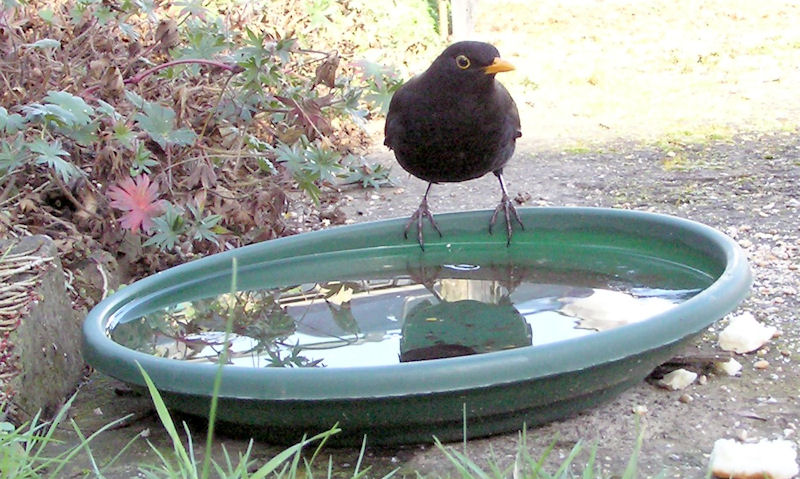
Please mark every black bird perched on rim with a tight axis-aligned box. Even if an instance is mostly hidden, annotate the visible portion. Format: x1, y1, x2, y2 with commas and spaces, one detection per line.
384, 41, 523, 249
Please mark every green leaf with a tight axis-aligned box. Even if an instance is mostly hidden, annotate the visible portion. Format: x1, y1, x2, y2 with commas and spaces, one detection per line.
118, 21, 138, 39
272, 140, 306, 175
0, 138, 29, 176
273, 38, 297, 64
174, 0, 208, 19
188, 204, 222, 244
38, 8, 55, 24
22, 38, 61, 50
95, 99, 122, 121
257, 157, 277, 175
0, 107, 25, 134
130, 142, 159, 176
305, 143, 343, 184
177, 25, 228, 62
22, 91, 96, 142
94, 6, 116, 24
341, 157, 393, 189
168, 127, 198, 146
144, 203, 185, 251
22, 102, 76, 127
43, 90, 94, 126
124, 90, 147, 110
28, 138, 83, 182
63, 122, 99, 145
113, 123, 137, 147
134, 101, 197, 149
293, 169, 321, 206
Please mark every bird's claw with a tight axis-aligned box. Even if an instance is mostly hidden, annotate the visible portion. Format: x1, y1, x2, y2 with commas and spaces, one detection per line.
489, 194, 524, 246
404, 200, 442, 250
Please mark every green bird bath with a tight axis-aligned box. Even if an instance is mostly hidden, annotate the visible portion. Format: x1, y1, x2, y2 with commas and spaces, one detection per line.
83, 208, 751, 445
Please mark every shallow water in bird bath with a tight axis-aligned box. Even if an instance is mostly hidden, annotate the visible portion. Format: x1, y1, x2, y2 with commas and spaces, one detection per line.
108, 261, 709, 368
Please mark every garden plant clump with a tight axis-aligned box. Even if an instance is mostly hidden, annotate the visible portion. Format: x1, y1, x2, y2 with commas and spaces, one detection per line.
0, 0, 438, 295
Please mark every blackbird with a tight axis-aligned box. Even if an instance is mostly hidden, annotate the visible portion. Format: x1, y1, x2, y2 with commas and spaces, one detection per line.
384, 41, 523, 249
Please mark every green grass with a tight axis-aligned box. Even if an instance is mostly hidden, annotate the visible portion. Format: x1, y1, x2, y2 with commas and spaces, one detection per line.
1, 381, 667, 479
433, 421, 663, 479
0, 395, 136, 478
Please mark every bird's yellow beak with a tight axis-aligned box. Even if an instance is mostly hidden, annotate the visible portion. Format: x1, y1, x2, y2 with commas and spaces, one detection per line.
483, 57, 515, 74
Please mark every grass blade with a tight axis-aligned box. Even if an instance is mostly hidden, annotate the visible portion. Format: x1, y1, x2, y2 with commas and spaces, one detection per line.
201, 256, 239, 479
135, 361, 193, 472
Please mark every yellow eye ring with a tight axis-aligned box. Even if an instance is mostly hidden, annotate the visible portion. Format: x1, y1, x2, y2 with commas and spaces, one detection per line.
455, 55, 471, 70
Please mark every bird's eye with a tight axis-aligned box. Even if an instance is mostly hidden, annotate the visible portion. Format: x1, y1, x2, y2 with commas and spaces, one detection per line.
455, 55, 471, 70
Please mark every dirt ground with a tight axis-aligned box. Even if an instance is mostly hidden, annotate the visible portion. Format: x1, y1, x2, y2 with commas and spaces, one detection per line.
59, 1, 800, 477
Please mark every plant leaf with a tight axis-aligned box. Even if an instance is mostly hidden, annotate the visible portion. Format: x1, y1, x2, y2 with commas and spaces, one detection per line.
0, 138, 28, 176
143, 203, 186, 250
43, 91, 94, 126
0, 107, 25, 134
134, 101, 197, 149
22, 38, 61, 50
29, 138, 83, 182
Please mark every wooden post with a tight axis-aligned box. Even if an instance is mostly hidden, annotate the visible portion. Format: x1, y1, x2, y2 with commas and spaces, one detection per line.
450, 0, 475, 40
438, 0, 449, 41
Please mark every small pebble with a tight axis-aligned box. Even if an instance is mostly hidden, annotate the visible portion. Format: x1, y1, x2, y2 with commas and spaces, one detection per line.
715, 359, 742, 376
754, 360, 770, 370
699, 374, 708, 385
93, 407, 103, 416
679, 393, 694, 404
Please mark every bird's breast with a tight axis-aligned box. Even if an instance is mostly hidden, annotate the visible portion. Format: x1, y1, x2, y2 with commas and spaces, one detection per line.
386, 81, 519, 183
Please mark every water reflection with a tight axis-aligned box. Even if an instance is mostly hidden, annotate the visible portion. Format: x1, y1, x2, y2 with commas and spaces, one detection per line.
110, 264, 701, 368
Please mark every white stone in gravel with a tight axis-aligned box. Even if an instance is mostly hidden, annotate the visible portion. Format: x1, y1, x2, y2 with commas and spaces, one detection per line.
715, 358, 743, 376
658, 368, 697, 390
718, 312, 777, 353
710, 438, 799, 479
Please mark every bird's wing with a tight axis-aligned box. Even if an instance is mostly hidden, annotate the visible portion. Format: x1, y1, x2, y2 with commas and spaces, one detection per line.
383, 76, 422, 150
496, 83, 521, 141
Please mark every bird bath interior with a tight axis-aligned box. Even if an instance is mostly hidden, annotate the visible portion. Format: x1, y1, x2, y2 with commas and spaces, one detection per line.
83, 208, 751, 445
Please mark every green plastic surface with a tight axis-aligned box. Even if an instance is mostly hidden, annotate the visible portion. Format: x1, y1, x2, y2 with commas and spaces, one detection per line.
83, 208, 751, 444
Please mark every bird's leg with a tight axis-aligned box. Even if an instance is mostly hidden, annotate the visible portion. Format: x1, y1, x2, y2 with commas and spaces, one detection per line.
489, 171, 524, 246
404, 182, 442, 250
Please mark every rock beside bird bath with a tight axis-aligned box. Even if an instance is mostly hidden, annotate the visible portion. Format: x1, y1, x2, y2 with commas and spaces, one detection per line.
718, 312, 776, 354
714, 358, 744, 376
710, 438, 799, 479
0, 236, 86, 420
658, 368, 697, 390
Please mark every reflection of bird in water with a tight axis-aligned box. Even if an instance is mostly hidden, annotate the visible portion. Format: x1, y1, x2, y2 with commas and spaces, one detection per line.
384, 41, 524, 249
399, 298, 531, 362
400, 344, 478, 362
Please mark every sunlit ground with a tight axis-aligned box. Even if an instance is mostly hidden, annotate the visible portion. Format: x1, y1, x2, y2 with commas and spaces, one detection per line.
467, 0, 800, 149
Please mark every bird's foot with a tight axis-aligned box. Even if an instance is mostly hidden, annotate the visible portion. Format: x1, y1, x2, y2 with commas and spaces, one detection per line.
489, 194, 524, 246
404, 200, 442, 250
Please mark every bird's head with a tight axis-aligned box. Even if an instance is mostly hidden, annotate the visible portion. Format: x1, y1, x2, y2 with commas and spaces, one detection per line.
430, 41, 515, 86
